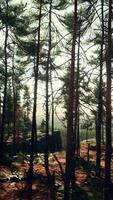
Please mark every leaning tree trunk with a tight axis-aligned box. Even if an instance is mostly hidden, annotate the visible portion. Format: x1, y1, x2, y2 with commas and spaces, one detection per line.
96, 0, 104, 177
0, 2, 8, 159
64, 0, 77, 199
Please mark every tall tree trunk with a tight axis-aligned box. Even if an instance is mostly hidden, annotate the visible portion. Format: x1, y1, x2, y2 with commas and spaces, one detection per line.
0, 0, 8, 159
45, 0, 52, 173
27, 0, 42, 182
105, 0, 112, 184
77, 104, 80, 159
12, 51, 16, 148
50, 70, 54, 153
45, 1, 56, 199
33, 35, 38, 146
0, 94, 1, 122
76, 25, 80, 160
64, 0, 77, 199
96, 0, 104, 177
101, 118, 105, 144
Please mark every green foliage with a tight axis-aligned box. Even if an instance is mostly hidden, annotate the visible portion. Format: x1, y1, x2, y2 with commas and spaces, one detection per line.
39, 119, 45, 132
16, 39, 37, 56
23, 85, 31, 118
52, 0, 70, 10
13, 151, 27, 163
5, 85, 13, 124
64, 13, 73, 30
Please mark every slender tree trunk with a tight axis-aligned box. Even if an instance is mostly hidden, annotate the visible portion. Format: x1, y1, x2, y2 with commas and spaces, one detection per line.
86, 124, 88, 143
64, 1, 77, 199
76, 25, 80, 160
77, 105, 80, 159
0, 1, 8, 159
33, 37, 38, 147
101, 119, 105, 144
12, 51, 16, 148
96, 0, 104, 177
45, 0, 52, 173
45, 1, 56, 199
27, 0, 42, 183
13, 91, 16, 147
0, 94, 1, 122
50, 70, 54, 153
105, 0, 112, 184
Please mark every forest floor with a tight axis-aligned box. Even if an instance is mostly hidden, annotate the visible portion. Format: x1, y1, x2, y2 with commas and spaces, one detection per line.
0, 139, 113, 200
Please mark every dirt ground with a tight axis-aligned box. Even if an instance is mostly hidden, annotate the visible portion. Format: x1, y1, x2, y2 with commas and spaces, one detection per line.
0, 140, 113, 200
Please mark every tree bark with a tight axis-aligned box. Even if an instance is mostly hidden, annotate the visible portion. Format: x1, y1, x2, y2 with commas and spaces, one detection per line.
0, 0, 9, 159
105, 0, 112, 184
50, 70, 54, 153
12, 50, 16, 148
76, 25, 80, 160
45, 1, 56, 199
45, 0, 52, 173
27, 0, 42, 182
64, 0, 77, 199
96, 0, 104, 177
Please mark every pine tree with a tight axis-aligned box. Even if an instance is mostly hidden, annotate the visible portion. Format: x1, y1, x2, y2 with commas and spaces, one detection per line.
27, 0, 42, 192
0, 0, 9, 160
105, 0, 112, 185
96, 0, 104, 177
64, 0, 77, 199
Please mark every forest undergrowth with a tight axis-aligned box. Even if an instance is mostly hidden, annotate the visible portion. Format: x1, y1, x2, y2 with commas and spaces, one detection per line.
0, 139, 112, 200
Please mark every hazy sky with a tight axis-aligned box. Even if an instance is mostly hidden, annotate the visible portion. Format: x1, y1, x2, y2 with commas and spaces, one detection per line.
18, 0, 69, 124
1, 0, 100, 126
11, 0, 97, 122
